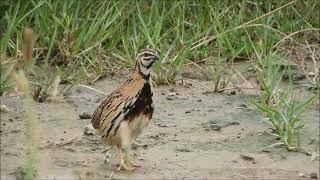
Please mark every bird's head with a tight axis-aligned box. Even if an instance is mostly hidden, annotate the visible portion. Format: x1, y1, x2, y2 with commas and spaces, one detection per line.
136, 48, 160, 77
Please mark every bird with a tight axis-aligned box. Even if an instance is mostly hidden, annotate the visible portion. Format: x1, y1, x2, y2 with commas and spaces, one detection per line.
91, 48, 159, 171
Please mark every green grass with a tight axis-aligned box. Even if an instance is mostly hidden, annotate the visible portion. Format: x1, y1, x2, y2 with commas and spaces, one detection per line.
1, 0, 319, 164
1, 1, 319, 84
249, 51, 316, 150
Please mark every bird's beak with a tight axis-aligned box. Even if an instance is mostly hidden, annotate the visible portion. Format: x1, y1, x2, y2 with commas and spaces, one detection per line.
154, 55, 160, 61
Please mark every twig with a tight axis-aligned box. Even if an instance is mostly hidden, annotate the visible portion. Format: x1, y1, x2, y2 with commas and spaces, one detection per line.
78, 84, 107, 95
39, 136, 81, 149
219, 87, 255, 91
90, 75, 102, 85
288, 147, 312, 156
273, 28, 320, 48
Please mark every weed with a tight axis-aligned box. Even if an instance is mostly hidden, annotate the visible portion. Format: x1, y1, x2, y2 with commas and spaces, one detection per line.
249, 52, 316, 150
251, 92, 316, 150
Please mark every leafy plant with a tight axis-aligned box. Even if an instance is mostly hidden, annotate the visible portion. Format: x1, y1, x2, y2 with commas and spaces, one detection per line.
251, 93, 315, 150
250, 52, 316, 150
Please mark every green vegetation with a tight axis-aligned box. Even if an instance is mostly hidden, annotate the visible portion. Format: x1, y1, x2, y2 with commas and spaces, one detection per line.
250, 52, 316, 150
1, 0, 319, 84
1, 0, 319, 172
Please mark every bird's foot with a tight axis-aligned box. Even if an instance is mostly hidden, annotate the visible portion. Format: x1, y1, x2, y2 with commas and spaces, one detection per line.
128, 159, 141, 168
117, 158, 135, 171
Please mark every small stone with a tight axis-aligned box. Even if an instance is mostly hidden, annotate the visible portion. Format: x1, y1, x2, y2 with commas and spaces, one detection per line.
65, 147, 75, 152
298, 173, 305, 177
176, 148, 192, 152
227, 122, 240, 126
168, 92, 176, 96
154, 122, 168, 127
307, 72, 316, 77
261, 149, 271, 153
240, 154, 255, 163
166, 96, 174, 101
310, 172, 318, 179
83, 125, 94, 136
294, 73, 306, 80
60, 79, 69, 84
79, 112, 92, 119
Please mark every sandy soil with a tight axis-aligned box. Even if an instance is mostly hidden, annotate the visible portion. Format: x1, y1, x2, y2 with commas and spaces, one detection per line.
1, 70, 319, 180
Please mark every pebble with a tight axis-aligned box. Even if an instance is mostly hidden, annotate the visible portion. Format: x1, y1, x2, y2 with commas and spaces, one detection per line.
83, 125, 94, 136
227, 122, 240, 126
307, 72, 316, 77
166, 96, 174, 101
240, 154, 256, 164
65, 147, 75, 152
310, 172, 318, 179
79, 112, 92, 119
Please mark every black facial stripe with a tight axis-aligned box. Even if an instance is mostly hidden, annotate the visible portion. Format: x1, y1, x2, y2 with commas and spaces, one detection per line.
138, 51, 155, 57
146, 61, 155, 69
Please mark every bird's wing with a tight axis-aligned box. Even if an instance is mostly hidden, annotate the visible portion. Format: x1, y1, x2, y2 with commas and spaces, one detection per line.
91, 77, 144, 131
91, 89, 122, 130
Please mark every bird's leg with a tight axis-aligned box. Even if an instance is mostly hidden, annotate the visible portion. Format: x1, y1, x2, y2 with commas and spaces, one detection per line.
116, 145, 135, 171
117, 122, 135, 171
104, 149, 111, 164
116, 145, 121, 161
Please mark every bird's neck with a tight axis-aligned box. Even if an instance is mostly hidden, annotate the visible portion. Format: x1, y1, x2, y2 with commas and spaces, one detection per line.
133, 61, 151, 80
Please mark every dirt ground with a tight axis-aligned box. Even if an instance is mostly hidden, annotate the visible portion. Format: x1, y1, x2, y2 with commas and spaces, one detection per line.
1, 68, 319, 180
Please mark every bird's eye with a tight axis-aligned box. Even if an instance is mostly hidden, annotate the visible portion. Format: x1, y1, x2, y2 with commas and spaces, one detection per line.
144, 53, 153, 57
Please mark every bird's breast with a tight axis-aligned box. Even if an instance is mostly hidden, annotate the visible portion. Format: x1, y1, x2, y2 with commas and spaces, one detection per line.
124, 82, 154, 121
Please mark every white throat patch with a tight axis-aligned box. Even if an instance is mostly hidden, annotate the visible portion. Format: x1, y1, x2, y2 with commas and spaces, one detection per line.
139, 61, 151, 75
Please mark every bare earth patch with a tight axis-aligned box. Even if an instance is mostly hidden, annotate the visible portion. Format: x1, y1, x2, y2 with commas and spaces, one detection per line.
1, 73, 319, 179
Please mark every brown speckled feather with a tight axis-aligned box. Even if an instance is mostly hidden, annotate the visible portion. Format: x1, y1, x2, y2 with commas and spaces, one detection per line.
91, 48, 159, 170
91, 60, 154, 145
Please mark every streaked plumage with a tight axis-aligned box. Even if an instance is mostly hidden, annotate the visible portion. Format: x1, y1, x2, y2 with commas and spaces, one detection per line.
91, 48, 159, 170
